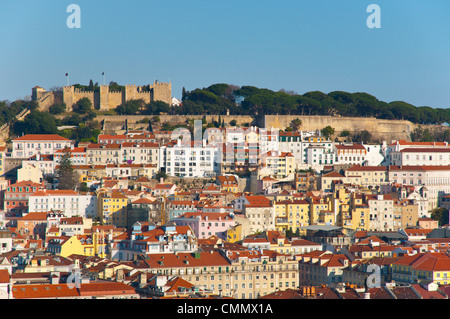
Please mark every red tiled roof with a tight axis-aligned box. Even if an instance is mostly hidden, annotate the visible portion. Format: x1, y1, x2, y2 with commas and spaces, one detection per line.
13, 134, 69, 141
335, 143, 366, 150
19, 212, 48, 221
244, 195, 272, 207
400, 148, 450, 153
0, 269, 10, 284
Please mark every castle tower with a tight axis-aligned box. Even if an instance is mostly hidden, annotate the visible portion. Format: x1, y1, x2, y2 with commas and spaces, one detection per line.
99, 85, 110, 110
125, 84, 137, 102
31, 86, 46, 101
63, 86, 75, 112
151, 81, 172, 105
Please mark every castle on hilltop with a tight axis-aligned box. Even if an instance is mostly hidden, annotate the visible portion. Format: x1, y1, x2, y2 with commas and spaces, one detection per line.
32, 80, 172, 112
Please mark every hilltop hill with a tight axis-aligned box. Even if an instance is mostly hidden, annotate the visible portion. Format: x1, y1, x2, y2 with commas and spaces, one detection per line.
179, 83, 450, 126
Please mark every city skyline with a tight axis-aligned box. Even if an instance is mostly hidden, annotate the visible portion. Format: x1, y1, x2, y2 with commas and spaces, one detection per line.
1, 0, 450, 109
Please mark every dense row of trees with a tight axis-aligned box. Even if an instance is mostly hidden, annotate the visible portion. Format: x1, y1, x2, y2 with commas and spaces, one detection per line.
178, 84, 450, 125
11, 109, 101, 144
43, 81, 450, 126
410, 125, 450, 143
114, 99, 171, 115
0, 99, 38, 126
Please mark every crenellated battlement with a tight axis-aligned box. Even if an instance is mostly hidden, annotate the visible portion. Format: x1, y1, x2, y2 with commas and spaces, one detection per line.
74, 88, 95, 94
32, 81, 172, 111
33, 80, 172, 112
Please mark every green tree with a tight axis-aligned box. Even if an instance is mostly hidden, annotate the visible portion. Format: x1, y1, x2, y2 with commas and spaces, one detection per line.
88, 79, 94, 91
141, 100, 171, 115
115, 99, 145, 115
49, 103, 67, 115
340, 130, 351, 137
73, 97, 92, 114
12, 111, 58, 135
431, 207, 449, 227
57, 147, 79, 190
155, 170, 167, 180
321, 126, 335, 139
290, 118, 302, 131
352, 130, 373, 143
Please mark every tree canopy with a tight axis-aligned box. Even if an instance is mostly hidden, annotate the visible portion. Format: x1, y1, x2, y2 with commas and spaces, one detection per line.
172, 84, 450, 125
56, 147, 79, 190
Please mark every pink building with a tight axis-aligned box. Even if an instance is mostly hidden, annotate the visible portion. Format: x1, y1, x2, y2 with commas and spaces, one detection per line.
173, 212, 236, 240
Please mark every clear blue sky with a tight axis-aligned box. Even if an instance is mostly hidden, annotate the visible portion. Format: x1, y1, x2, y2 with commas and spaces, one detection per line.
1, 0, 449, 109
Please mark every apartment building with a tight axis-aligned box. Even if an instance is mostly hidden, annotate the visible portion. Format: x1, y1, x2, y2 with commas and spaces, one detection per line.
391, 252, 450, 285
334, 143, 367, 166
345, 165, 389, 190
86, 143, 121, 165
274, 199, 310, 234
110, 222, 198, 261
28, 190, 97, 219
97, 191, 129, 226
160, 140, 219, 178
11, 134, 73, 159
4, 181, 45, 215
173, 212, 236, 240
54, 147, 86, 166
298, 250, 352, 286
120, 142, 159, 166
385, 140, 449, 166
367, 194, 395, 231
388, 165, 450, 215
236, 195, 275, 235
261, 151, 295, 179
391, 148, 450, 166
142, 247, 299, 299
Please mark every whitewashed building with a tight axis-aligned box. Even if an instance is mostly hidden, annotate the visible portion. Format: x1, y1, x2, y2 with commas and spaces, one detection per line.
12, 134, 73, 159
28, 190, 97, 218
160, 140, 220, 178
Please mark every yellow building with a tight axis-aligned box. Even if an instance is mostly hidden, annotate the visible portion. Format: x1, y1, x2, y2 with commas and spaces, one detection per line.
275, 199, 310, 234
216, 175, 239, 193
261, 151, 295, 179
226, 224, 243, 243
307, 196, 332, 225
265, 230, 292, 254
392, 252, 450, 285
46, 234, 109, 258
98, 191, 129, 226
0, 146, 6, 177
350, 204, 370, 231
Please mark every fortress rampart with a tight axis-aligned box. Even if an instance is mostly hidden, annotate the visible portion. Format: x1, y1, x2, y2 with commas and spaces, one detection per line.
32, 81, 172, 112
96, 114, 433, 142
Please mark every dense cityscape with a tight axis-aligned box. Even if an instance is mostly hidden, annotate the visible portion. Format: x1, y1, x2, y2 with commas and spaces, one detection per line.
1, 2, 450, 311
0, 80, 449, 303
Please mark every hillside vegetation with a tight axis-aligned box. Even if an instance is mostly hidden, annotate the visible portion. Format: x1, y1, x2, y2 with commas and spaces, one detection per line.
178, 83, 450, 125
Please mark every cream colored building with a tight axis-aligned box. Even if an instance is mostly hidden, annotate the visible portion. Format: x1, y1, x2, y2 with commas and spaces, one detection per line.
86, 143, 121, 165
261, 151, 295, 179
144, 249, 300, 299
17, 164, 43, 183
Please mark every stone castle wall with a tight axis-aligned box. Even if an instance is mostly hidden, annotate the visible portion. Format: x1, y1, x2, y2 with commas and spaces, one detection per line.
264, 115, 418, 142
96, 114, 434, 142
33, 81, 171, 112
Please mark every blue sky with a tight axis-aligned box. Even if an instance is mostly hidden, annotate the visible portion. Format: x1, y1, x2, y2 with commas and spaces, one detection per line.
1, 0, 450, 109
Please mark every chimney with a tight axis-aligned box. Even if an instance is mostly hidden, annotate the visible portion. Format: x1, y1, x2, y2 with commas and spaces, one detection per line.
139, 272, 147, 288
50, 271, 60, 284
116, 269, 124, 282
